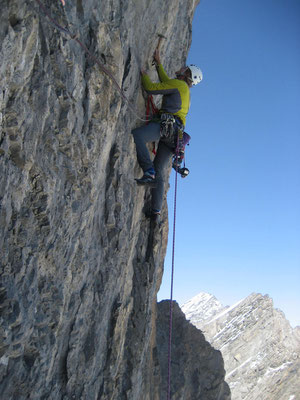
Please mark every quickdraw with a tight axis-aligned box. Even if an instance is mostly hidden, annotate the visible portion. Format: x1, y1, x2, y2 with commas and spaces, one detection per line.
160, 113, 176, 141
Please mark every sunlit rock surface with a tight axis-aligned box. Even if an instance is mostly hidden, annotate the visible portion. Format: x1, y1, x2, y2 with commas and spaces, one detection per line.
0, 0, 229, 399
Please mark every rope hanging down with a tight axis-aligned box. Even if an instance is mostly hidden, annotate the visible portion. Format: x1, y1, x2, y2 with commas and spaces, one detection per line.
167, 137, 180, 400
34, 0, 148, 122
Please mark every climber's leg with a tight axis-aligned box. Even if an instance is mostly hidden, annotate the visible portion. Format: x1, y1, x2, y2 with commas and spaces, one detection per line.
151, 141, 174, 212
131, 122, 161, 173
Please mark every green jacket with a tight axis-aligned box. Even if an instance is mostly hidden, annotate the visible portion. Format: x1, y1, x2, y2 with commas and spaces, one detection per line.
141, 63, 190, 126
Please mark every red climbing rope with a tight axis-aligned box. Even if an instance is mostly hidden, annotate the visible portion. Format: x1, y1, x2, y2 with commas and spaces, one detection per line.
167, 136, 180, 400
146, 95, 156, 123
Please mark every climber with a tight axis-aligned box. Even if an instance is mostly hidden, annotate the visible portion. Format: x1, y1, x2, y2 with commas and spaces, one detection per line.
131, 47, 202, 222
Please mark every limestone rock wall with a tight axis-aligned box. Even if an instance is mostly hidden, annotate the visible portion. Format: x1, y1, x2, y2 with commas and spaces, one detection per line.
0, 1, 228, 399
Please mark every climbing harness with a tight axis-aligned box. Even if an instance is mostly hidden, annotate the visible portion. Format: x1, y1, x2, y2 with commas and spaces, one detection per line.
145, 97, 191, 170
34, 0, 148, 122
159, 114, 184, 155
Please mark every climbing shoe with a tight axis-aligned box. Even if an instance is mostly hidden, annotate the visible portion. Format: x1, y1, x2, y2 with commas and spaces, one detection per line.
135, 172, 157, 187
145, 208, 161, 223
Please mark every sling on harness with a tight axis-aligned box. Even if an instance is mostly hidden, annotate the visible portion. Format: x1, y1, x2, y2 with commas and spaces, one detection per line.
160, 113, 176, 141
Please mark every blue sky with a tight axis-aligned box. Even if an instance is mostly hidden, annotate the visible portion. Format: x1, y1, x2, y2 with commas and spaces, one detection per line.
157, 0, 300, 327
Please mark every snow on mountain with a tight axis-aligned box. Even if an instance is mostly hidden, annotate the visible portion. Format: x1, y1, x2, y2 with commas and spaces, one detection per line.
181, 292, 300, 400
181, 292, 225, 325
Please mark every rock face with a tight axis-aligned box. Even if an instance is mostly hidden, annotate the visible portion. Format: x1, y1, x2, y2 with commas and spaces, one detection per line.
182, 293, 300, 400
0, 1, 229, 399
156, 301, 231, 400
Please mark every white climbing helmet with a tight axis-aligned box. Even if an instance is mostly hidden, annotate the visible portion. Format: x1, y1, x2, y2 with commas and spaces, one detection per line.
187, 64, 203, 85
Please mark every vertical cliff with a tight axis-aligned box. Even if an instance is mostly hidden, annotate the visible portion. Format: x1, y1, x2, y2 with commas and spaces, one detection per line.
0, 1, 229, 399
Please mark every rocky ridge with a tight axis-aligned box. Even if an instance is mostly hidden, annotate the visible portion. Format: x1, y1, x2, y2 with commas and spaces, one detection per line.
0, 1, 229, 399
182, 293, 300, 400
156, 301, 231, 400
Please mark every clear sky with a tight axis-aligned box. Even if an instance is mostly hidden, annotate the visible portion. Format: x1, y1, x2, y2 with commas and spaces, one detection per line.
157, 0, 300, 327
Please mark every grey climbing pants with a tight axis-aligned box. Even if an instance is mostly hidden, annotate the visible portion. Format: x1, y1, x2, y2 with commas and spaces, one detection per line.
132, 122, 174, 212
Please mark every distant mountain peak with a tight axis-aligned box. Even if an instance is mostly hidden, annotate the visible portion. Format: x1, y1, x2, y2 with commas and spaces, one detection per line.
181, 292, 225, 325
181, 292, 300, 400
